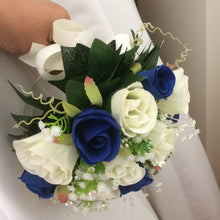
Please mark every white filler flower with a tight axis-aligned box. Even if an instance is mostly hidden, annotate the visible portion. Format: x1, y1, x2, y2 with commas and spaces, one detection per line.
13, 132, 79, 185
111, 82, 158, 137
78, 181, 120, 201
104, 154, 145, 186
157, 68, 190, 115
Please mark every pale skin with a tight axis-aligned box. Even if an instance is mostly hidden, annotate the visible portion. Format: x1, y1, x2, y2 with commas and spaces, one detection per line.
0, 0, 70, 55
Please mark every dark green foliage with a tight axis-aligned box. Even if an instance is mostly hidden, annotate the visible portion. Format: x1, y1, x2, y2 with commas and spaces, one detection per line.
108, 40, 117, 51
93, 162, 105, 174
87, 39, 121, 84
9, 82, 66, 136
112, 46, 138, 79
10, 37, 162, 139
118, 72, 146, 90
129, 139, 154, 156
50, 39, 161, 105
136, 44, 161, 70
9, 81, 49, 111
49, 44, 90, 91
61, 46, 76, 78
65, 80, 90, 109
11, 113, 40, 131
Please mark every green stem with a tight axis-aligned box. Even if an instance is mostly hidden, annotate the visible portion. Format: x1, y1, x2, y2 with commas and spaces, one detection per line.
130, 62, 142, 74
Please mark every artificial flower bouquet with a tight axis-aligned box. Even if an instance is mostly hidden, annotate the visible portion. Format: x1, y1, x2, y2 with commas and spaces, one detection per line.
10, 19, 191, 211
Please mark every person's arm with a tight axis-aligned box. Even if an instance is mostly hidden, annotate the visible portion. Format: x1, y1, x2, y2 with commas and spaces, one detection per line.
0, 0, 70, 55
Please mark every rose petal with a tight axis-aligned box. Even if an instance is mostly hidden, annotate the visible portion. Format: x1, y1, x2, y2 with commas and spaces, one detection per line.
13, 132, 79, 185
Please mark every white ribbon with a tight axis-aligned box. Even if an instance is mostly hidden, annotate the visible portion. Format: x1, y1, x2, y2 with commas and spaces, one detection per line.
35, 44, 65, 81
19, 43, 46, 68
19, 19, 132, 81
53, 19, 93, 47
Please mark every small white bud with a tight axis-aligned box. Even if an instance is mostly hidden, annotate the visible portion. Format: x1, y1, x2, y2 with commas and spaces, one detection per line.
82, 173, 94, 181
51, 126, 62, 137
38, 121, 45, 130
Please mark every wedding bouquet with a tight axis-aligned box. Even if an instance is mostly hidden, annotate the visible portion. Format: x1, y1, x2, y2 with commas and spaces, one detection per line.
10, 19, 191, 211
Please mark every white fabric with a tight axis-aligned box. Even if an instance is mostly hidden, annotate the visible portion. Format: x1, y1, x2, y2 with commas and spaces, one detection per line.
0, 53, 158, 220
145, 128, 220, 220
0, 0, 219, 219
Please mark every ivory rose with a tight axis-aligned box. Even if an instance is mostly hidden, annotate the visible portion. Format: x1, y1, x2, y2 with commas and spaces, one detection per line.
119, 170, 153, 196
157, 68, 190, 115
111, 82, 158, 137
104, 154, 145, 186
13, 132, 79, 185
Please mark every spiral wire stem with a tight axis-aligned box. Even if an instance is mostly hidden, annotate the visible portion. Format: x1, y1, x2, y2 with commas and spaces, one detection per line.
14, 85, 65, 128
132, 22, 192, 69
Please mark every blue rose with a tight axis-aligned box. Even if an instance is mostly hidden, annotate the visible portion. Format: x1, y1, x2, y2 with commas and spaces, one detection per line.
119, 170, 153, 196
138, 65, 175, 100
20, 171, 56, 199
72, 108, 121, 166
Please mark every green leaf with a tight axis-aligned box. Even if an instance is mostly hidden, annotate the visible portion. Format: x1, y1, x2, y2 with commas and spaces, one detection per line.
84, 76, 103, 107
49, 47, 76, 92
88, 39, 120, 84
9, 81, 49, 111
129, 139, 154, 156
142, 45, 161, 70
94, 162, 105, 174
112, 46, 138, 79
65, 80, 90, 109
99, 77, 121, 98
84, 179, 98, 194
49, 44, 90, 92
11, 113, 40, 132
119, 72, 146, 89
108, 40, 123, 54
74, 43, 90, 76
124, 46, 139, 66
59, 134, 74, 145
131, 29, 136, 40
62, 101, 81, 118
108, 40, 116, 51
48, 80, 66, 92
61, 46, 76, 79
135, 44, 161, 71
136, 43, 152, 64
